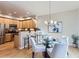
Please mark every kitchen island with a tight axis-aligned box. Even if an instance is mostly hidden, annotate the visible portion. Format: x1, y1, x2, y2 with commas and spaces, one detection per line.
14, 31, 29, 49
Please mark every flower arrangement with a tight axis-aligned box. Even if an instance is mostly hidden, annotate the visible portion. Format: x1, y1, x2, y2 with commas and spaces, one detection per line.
72, 34, 79, 48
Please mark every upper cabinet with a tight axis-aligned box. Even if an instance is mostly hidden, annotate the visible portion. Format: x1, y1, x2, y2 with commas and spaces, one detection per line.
0, 17, 37, 29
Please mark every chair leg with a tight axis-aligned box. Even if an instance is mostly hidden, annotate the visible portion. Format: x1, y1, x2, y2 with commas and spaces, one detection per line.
42, 52, 45, 57
42, 52, 50, 58
32, 52, 34, 58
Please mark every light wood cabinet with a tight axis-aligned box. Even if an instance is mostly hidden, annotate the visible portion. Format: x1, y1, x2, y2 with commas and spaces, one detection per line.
14, 35, 19, 48
0, 17, 37, 29
5, 33, 12, 42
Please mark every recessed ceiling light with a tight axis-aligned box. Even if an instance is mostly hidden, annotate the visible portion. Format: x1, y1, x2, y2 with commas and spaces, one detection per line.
14, 12, 16, 14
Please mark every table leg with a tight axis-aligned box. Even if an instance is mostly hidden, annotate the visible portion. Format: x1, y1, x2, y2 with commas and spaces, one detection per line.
43, 51, 50, 58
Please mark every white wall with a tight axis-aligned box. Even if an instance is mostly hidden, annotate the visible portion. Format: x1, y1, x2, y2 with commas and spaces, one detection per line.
37, 9, 78, 45
76, 9, 79, 35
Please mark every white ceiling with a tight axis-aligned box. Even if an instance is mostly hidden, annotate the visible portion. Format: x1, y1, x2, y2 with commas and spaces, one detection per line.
0, 1, 79, 17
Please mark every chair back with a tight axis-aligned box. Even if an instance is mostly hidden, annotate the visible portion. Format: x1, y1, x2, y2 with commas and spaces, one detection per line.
30, 38, 36, 51
50, 36, 69, 58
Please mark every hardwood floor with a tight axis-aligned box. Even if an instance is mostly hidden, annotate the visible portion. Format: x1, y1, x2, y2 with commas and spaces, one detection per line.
68, 46, 79, 58
0, 41, 79, 58
0, 42, 43, 58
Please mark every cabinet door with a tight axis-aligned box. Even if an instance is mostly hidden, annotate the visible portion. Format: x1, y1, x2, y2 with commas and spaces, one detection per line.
14, 35, 19, 48
5, 34, 12, 42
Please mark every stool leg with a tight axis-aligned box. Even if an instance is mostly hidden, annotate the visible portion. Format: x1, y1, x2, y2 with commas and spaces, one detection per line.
32, 52, 34, 58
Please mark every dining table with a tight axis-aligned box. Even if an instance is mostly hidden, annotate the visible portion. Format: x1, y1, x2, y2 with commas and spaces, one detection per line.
40, 38, 59, 58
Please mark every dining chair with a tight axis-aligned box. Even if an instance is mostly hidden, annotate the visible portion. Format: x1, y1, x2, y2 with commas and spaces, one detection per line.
47, 36, 69, 58
30, 37, 45, 58
29, 31, 35, 45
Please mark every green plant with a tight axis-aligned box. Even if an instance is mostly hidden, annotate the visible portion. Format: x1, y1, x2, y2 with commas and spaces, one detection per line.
71, 34, 79, 47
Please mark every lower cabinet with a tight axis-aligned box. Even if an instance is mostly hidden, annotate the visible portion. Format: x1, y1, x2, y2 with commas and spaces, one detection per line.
5, 33, 12, 42
14, 31, 29, 49
14, 35, 19, 48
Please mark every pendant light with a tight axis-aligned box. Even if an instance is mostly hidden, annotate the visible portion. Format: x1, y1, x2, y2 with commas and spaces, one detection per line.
44, 1, 53, 25
49, 1, 53, 24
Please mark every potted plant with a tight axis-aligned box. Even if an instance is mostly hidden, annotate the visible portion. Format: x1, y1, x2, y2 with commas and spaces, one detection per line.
71, 34, 79, 48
